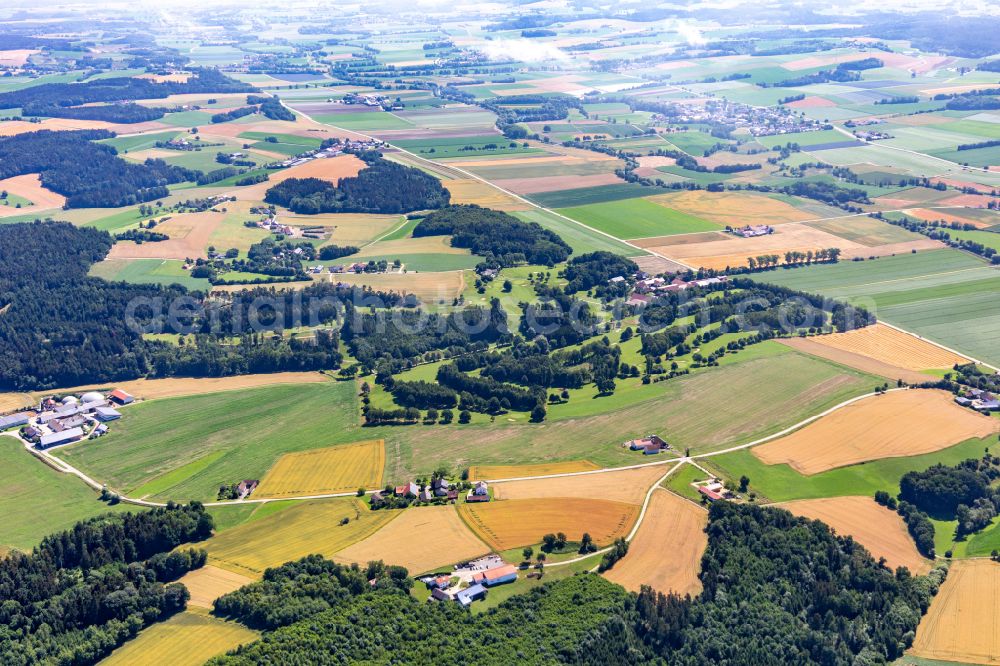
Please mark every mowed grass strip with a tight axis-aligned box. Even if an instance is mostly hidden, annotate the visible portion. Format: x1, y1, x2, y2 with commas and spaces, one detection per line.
558, 197, 720, 240
205, 498, 397, 576
254, 440, 385, 498
99, 610, 259, 666
468, 460, 600, 481
457, 498, 639, 551
130, 451, 226, 498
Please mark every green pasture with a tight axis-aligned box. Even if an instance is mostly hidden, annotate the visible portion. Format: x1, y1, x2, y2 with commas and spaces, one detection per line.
0, 440, 131, 551
558, 197, 721, 240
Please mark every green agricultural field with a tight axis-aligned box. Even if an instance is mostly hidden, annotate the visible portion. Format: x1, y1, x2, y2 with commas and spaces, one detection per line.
946, 228, 1000, 252
313, 111, 414, 130
88, 258, 212, 290
931, 144, 1000, 168
756, 128, 853, 149
237, 132, 322, 147
393, 135, 539, 159
708, 435, 994, 504
750, 249, 1000, 365
934, 119, 1000, 141
558, 197, 721, 239
666, 131, 729, 155
527, 183, 653, 208
0, 439, 132, 551
99, 131, 182, 153
59, 381, 361, 502
511, 209, 643, 256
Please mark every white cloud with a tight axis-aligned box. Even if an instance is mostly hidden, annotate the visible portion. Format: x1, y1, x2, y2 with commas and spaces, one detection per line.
474, 38, 569, 63
674, 21, 708, 46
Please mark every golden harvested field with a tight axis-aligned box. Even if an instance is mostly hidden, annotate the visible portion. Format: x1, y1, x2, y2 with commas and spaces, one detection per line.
445, 178, 532, 211
356, 235, 471, 256
648, 191, 815, 226
0, 118, 115, 136
0, 174, 66, 215
107, 210, 224, 260
640, 222, 854, 270
458, 498, 639, 551
336, 505, 490, 574
800, 324, 968, 371
206, 499, 398, 576
254, 440, 385, 498
603, 489, 707, 595
178, 565, 254, 608
230, 154, 366, 201
753, 389, 999, 475
492, 465, 668, 505
777, 337, 937, 385
283, 212, 402, 245
324, 270, 466, 302
100, 609, 258, 666
779, 496, 931, 573
837, 239, 943, 260
468, 460, 600, 481
910, 560, 1000, 664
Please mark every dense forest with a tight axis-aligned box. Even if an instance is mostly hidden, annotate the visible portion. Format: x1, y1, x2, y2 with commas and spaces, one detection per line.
264, 153, 450, 214
0, 503, 213, 665
0, 130, 198, 207
0, 222, 399, 390
2, 69, 256, 122
413, 204, 572, 267
206, 502, 941, 665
